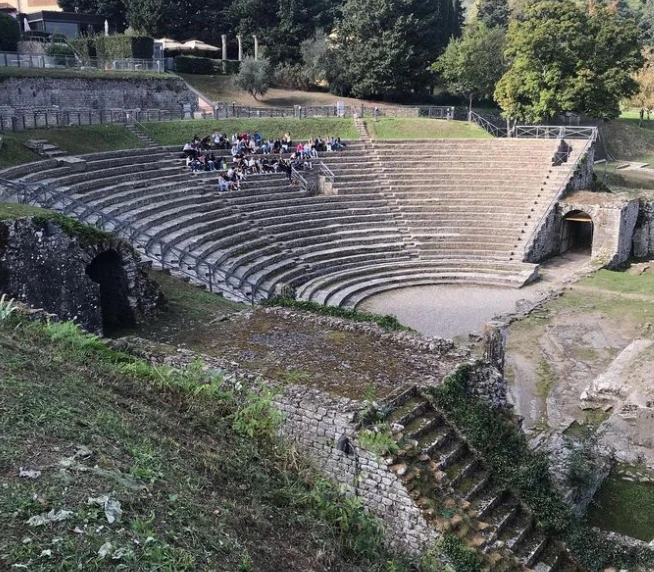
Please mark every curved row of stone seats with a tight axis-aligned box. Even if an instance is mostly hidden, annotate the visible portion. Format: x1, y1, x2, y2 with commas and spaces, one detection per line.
295, 259, 537, 307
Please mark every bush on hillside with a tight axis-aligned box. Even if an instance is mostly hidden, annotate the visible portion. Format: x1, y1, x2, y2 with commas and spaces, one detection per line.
234, 56, 272, 100
0, 13, 20, 52
174, 55, 215, 74
45, 44, 76, 66
274, 62, 309, 90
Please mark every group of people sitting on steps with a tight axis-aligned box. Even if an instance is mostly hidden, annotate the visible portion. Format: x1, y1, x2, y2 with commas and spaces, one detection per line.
181, 130, 346, 192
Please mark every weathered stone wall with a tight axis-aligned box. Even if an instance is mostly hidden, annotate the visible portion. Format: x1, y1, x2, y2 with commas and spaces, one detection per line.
633, 200, 654, 258
524, 205, 562, 262
559, 197, 640, 268
124, 336, 442, 556
276, 386, 439, 554
0, 217, 162, 335
0, 76, 198, 112
567, 145, 595, 191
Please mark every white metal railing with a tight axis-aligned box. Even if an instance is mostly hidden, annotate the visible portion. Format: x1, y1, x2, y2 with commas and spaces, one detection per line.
0, 52, 165, 73
512, 125, 598, 141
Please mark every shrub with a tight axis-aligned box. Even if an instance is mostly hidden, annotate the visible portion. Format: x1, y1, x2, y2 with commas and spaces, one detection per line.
45, 44, 75, 66
175, 55, 215, 74
274, 63, 309, 90
95, 34, 154, 60
0, 13, 20, 52
234, 56, 272, 100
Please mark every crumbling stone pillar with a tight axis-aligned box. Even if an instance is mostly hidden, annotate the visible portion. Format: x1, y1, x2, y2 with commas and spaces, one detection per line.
253, 35, 258, 60
236, 35, 242, 61
483, 321, 507, 375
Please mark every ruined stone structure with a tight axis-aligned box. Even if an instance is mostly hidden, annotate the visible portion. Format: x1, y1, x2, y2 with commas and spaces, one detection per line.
0, 217, 162, 335
0, 136, 593, 307
0, 75, 199, 123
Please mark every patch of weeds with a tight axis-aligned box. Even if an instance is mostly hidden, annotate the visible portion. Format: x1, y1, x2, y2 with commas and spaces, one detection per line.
357, 424, 399, 457
279, 368, 311, 384
535, 357, 557, 401
262, 296, 412, 332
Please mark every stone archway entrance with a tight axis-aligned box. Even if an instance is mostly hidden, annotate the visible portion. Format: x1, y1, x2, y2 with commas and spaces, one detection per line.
561, 210, 593, 255
86, 249, 136, 334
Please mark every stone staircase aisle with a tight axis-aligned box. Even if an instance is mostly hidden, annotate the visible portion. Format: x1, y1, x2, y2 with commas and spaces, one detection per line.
23, 139, 67, 159
384, 386, 582, 572
125, 122, 158, 148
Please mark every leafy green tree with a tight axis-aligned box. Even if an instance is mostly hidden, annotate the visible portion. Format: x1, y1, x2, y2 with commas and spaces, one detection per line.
234, 56, 272, 99
125, 0, 162, 35
0, 13, 20, 52
476, 0, 510, 28
332, 0, 463, 99
435, 23, 506, 107
495, 0, 643, 123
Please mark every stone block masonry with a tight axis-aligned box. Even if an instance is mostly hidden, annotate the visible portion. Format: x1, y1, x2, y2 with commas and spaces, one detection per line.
0, 75, 198, 113
0, 217, 162, 335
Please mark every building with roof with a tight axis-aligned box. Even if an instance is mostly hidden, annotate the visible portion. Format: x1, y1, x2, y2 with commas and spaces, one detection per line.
2, 0, 61, 11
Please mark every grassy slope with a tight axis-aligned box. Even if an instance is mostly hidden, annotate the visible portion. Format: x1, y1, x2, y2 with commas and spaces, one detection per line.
144, 118, 358, 145
365, 118, 491, 139
179, 73, 394, 108
1, 126, 144, 168
602, 118, 654, 164
0, 316, 415, 572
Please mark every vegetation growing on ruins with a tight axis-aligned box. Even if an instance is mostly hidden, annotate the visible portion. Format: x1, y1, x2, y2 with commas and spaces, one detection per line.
430, 364, 654, 571
263, 296, 411, 332
0, 315, 426, 571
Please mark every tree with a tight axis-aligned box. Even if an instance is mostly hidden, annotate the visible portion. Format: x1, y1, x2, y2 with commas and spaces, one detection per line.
630, 47, 654, 124
476, 0, 510, 28
58, 0, 126, 28
435, 23, 506, 107
125, 0, 163, 35
494, 0, 643, 123
234, 56, 272, 99
331, 0, 464, 100
0, 13, 20, 52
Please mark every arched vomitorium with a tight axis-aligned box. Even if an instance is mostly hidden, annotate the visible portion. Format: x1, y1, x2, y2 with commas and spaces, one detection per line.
561, 210, 593, 255
86, 249, 137, 334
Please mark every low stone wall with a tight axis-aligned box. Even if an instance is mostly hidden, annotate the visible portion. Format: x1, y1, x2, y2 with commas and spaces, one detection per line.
0, 217, 162, 335
0, 76, 198, 113
118, 336, 442, 556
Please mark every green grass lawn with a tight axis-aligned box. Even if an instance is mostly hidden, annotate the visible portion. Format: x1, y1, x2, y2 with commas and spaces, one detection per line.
365, 118, 491, 139
0, 66, 170, 82
581, 268, 654, 296
0, 202, 53, 220
0, 136, 40, 169
1, 125, 144, 168
593, 162, 654, 198
601, 117, 654, 164
144, 118, 358, 145
587, 466, 654, 541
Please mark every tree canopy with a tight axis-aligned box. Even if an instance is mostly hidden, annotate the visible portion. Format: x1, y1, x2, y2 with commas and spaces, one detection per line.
328, 0, 463, 100
476, 0, 510, 28
435, 23, 506, 105
494, 0, 643, 122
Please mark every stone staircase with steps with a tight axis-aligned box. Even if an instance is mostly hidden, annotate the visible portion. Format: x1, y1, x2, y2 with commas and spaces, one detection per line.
125, 122, 158, 148
382, 385, 583, 572
23, 139, 68, 159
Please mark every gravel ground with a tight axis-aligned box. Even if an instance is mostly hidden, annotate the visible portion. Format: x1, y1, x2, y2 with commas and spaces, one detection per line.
358, 285, 535, 339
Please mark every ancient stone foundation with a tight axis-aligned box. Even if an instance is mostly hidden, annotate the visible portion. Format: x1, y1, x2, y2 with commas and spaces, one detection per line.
0, 76, 198, 113
0, 217, 162, 335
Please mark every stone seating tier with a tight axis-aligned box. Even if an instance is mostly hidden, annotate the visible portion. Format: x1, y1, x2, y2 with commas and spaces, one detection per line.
5, 137, 589, 306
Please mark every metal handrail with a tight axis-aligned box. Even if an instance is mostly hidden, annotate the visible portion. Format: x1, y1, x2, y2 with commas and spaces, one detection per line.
0, 176, 254, 304
468, 110, 506, 137
513, 125, 598, 140
318, 161, 335, 183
